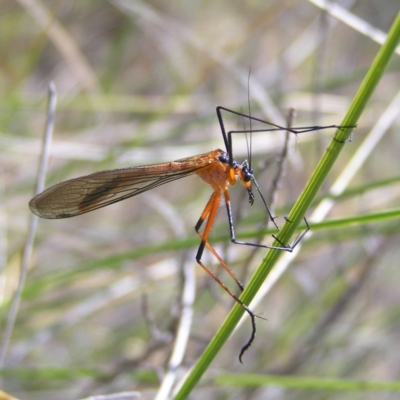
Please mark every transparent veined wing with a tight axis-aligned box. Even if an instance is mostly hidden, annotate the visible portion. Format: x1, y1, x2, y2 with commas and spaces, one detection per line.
29, 150, 221, 219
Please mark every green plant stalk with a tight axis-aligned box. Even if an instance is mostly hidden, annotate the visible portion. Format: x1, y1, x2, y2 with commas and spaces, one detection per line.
174, 12, 400, 400
215, 373, 400, 391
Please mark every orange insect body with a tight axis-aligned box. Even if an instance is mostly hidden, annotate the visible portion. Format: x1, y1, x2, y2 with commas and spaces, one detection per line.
195, 149, 249, 191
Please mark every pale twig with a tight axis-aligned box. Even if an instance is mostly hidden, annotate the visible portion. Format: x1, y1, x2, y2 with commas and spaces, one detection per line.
145, 194, 195, 400
0, 83, 57, 366
310, 0, 400, 55
79, 392, 140, 400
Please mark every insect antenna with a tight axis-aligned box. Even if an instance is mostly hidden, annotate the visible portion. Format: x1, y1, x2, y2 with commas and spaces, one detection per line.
246, 68, 253, 170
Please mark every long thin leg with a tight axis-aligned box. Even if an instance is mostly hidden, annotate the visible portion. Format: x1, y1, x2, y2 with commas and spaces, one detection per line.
216, 105, 350, 247
195, 187, 308, 361
195, 192, 244, 291
273, 216, 310, 249
216, 106, 355, 158
222, 187, 308, 252
195, 189, 257, 362
196, 230, 245, 292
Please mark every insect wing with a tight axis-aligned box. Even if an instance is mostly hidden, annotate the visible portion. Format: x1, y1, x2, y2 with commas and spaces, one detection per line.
29, 154, 213, 219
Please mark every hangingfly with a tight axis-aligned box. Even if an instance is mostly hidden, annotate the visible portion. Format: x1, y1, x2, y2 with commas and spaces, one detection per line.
29, 106, 353, 362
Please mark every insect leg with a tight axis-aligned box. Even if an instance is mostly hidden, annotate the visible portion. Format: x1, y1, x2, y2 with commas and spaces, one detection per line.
223, 187, 302, 252
195, 189, 257, 362
272, 216, 310, 249
195, 191, 244, 291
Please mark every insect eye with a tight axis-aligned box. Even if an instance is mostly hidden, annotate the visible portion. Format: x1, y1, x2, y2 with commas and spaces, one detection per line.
217, 153, 229, 164
244, 173, 252, 182
242, 166, 253, 182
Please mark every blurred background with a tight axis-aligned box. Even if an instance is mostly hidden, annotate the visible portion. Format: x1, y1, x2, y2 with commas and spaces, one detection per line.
1, 0, 400, 399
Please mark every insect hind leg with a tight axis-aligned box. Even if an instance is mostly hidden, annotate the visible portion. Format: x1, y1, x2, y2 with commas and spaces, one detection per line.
195, 190, 245, 291
271, 216, 310, 251
223, 187, 309, 252
195, 188, 260, 361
